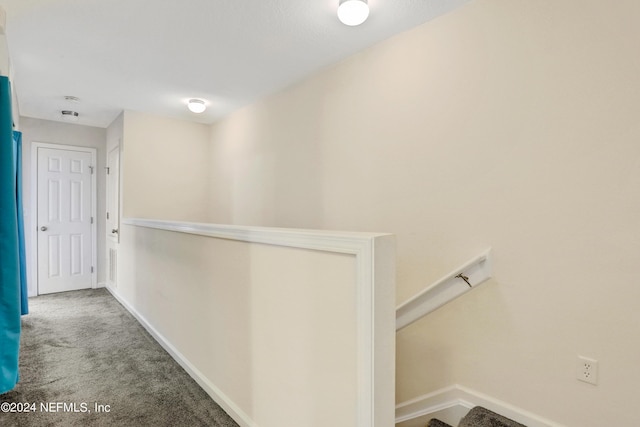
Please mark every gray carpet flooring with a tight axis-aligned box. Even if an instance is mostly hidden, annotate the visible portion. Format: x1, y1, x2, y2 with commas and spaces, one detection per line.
0, 288, 239, 427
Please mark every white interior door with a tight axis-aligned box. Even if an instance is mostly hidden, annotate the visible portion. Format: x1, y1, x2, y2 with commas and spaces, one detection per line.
106, 145, 120, 288
37, 147, 94, 294
106, 145, 120, 242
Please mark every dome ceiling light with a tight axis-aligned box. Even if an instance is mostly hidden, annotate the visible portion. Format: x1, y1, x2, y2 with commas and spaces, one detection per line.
187, 99, 206, 114
337, 0, 370, 26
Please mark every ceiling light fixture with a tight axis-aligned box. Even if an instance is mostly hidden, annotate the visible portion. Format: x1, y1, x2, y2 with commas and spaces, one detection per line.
61, 110, 79, 122
187, 99, 206, 114
337, 0, 369, 26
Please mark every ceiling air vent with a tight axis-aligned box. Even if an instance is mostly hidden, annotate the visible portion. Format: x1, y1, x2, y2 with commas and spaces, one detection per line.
61, 110, 79, 122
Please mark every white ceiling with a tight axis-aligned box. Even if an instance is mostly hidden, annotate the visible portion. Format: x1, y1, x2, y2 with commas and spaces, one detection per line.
0, 0, 469, 128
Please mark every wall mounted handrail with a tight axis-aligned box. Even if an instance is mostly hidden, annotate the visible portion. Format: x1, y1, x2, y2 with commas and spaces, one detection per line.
396, 248, 492, 331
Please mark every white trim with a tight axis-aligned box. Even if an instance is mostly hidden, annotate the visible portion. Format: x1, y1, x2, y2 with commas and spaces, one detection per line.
0, 7, 6, 35
30, 142, 98, 296
0, 11, 9, 78
395, 248, 492, 331
121, 217, 396, 427
396, 385, 465, 423
106, 286, 257, 427
395, 384, 567, 427
122, 217, 390, 254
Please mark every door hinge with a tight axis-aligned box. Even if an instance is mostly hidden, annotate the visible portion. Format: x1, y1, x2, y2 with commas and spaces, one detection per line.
89, 166, 94, 174
106, 212, 110, 220
91, 217, 94, 224
91, 266, 94, 273
105, 166, 110, 174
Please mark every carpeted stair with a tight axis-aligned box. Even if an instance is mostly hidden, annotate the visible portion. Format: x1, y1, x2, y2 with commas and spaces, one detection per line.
427, 419, 454, 427
427, 406, 526, 427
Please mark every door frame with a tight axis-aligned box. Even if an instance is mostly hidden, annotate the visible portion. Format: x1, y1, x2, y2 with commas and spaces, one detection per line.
31, 142, 98, 295
106, 144, 120, 244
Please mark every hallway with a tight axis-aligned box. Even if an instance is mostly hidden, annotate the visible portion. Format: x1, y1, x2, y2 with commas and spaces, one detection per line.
0, 289, 238, 427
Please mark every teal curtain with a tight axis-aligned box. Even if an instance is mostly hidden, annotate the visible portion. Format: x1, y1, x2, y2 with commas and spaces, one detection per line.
14, 130, 28, 316
0, 75, 21, 394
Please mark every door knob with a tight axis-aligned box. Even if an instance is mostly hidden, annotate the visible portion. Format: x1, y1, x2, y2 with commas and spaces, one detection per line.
40, 226, 48, 231
112, 229, 119, 234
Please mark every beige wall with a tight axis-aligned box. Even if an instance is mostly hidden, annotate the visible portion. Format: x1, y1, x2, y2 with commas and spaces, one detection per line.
20, 116, 107, 292
122, 110, 210, 222
206, 1, 640, 425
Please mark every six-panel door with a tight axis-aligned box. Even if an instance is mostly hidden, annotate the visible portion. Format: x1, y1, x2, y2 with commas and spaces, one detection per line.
37, 147, 93, 294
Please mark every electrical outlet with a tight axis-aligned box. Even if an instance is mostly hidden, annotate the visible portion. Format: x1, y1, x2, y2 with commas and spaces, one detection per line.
577, 356, 598, 385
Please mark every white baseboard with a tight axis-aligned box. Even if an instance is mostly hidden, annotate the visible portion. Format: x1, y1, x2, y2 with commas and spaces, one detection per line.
396, 385, 470, 425
105, 287, 256, 427
396, 384, 566, 427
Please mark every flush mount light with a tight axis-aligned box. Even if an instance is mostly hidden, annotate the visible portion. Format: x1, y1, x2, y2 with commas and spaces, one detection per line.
61, 110, 79, 122
187, 99, 206, 114
337, 0, 369, 26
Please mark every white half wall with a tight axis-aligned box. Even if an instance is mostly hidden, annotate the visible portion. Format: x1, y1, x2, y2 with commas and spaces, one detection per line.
111, 218, 395, 427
